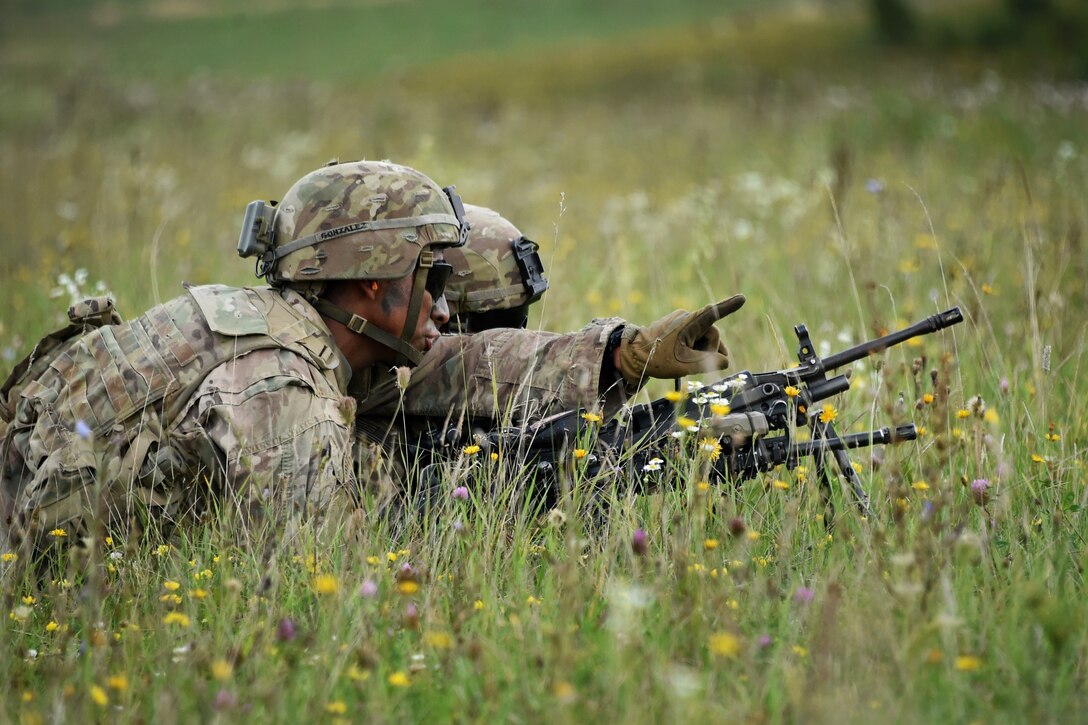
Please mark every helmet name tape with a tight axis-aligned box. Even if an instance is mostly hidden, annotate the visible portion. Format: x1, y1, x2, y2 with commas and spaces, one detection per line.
266, 212, 461, 266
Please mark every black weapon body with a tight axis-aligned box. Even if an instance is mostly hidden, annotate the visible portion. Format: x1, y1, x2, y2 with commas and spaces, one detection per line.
409, 308, 964, 514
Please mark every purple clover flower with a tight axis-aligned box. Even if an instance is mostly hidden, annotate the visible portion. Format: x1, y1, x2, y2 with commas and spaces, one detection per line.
452, 486, 470, 500
631, 528, 648, 556
359, 579, 378, 598
970, 478, 991, 505
793, 587, 815, 605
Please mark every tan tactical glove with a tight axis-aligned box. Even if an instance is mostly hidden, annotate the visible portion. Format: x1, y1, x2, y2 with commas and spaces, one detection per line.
617, 294, 746, 388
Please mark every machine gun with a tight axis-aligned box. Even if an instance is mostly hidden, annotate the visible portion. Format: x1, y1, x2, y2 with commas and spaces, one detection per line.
409, 307, 964, 514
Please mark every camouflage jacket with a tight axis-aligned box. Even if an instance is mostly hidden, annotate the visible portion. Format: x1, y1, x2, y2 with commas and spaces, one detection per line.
352, 318, 634, 500
0, 286, 356, 553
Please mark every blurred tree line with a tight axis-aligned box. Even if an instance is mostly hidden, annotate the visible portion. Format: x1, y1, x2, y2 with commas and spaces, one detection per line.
868, 0, 1088, 74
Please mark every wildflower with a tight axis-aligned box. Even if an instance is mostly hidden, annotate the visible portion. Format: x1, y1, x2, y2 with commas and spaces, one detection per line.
276, 617, 297, 642
664, 390, 686, 403
213, 689, 237, 711
46, 621, 60, 632
366, 556, 380, 565
956, 409, 970, 419
162, 612, 190, 627
708, 632, 742, 658
424, 631, 453, 649
74, 419, 92, 439
50, 528, 67, 538
912, 481, 929, 491
773, 479, 789, 490
746, 531, 761, 542
784, 385, 800, 398
313, 574, 339, 595
1, 552, 17, 563
22, 595, 35, 605
923, 393, 935, 405
699, 437, 722, 461
581, 411, 602, 423
548, 508, 567, 528
325, 701, 347, 715
1046, 432, 1061, 442
676, 415, 698, 430
490, 452, 499, 461
451, 486, 470, 500
631, 528, 648, 556
403, 602, 420, 629
397, 580, 420, 596
359, 579, 378, 598
192, 588, 208, 600
347, 664, 370, 682
967, 395, 986, 418
791, 645, 808, 658
553, 680, 576, 702
642, 457, 664, 472
793, 587, 815, 604
866, 178, 885, 194
463, 444, 481, 455
163, 580, 181, 591
727, 518, 746, 537
473, 600, 485, 611
710, 403, 731, 416
526, 595, 541, 607
757, 634, 773, 649
90, 685, 108, 707
211, 659, 233, 680
704, 539, 719, 551
388, 671, 411, 687
970, 479, 990, 506
573, 448, 588, 459
1031, 454, 1045, 464
818, 404, 838, 424
160, 594, 182, 605
954, 655, 982, 672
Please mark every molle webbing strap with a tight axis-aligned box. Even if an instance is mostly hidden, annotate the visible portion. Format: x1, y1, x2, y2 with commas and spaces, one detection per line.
311, 299, 423, 367
267, 213, 461, 264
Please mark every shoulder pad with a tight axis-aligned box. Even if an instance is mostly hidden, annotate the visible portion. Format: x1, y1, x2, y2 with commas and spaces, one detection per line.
187, 284, 269, 336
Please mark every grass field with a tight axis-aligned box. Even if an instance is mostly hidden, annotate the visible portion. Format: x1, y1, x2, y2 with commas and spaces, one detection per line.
2, 1, 1087, 722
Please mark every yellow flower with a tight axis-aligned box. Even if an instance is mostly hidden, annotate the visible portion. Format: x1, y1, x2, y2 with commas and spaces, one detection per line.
784, 385, 800, 398
956, 409, 970, 419
107, 674, 128, 692
22, 595, 35, 605
387, 671, 411, 687
1046, 432, 1061, 442
676, 415, 698, 430
397, 580, 420, 596
699, 437, 722, 461
90, 685, 108, 707
104, 536, 113, 546
325, 701, 347, 715
923, 393, 935, 404
366, 556, 380, 565
473, 599, 485, 611
573, 448, 588, 459
463, 444, 481, 455
696, 481, 710, 492
160, 594, 182, 605
984, 409, 1000, 424
1, 552, 17, 562
490, 452, 500, 461
46, 621, 60, 632
154, 544, 170, 556
192, 588, 208, 600
347, 664, 370, 682
50, 528, 67, 538
954, 655, 982, 672
708, 632, 742, 658
313, 574, 339, 595
746, 531, 761, 542
163, 580, 181, 591
791, 645, 808, 658
162, 612, 190, 627
1031, 454, 1045, 464
581, 411, 603, 423
912, 481, 929, 491
981, 282, 994, 295
773, 480, 789, 490
704, 538, 720, 550
21, 691, 34, 703
424, 631, 453, 649
211, 659, 233, 680
818, 404, 838, 424
526, 595, 541, 606
710, 403, 731, 416
664, 390, 686, 403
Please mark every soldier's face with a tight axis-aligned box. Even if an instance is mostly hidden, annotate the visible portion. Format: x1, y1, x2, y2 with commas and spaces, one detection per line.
374, 275, 447, 355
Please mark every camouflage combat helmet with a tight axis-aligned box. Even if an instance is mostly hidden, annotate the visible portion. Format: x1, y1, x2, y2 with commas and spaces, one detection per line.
237, 160, 468, 366
443, 204, 548, 333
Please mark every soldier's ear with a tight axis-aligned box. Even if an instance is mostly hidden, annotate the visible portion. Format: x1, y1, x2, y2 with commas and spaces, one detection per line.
360, 280, 381, 300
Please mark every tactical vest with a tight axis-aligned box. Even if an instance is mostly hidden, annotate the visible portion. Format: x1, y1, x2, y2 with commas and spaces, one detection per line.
0, 285, 343, 545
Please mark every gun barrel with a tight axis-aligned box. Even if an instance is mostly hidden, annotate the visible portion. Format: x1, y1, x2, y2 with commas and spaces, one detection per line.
822, 307, 963, 371
793, 424, 917, 456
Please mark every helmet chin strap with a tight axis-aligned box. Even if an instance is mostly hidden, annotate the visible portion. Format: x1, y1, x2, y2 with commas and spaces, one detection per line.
311, 250, 435, 368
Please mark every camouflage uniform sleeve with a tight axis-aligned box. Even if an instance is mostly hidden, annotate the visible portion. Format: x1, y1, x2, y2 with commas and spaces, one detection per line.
172, 348, 357, 523
356, 318, 632, 423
